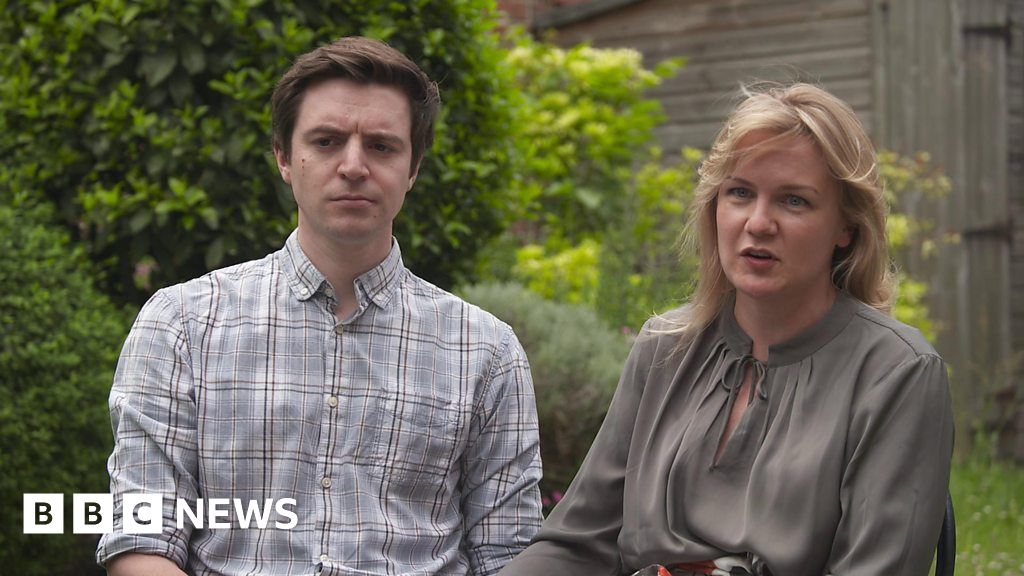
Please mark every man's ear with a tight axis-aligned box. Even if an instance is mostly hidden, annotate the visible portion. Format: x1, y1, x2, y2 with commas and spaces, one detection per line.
274, 146, 292, 185
407, 159, 421, 191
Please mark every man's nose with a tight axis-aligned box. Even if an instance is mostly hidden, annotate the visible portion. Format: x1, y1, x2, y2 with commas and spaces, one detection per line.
337, 139, 369, 180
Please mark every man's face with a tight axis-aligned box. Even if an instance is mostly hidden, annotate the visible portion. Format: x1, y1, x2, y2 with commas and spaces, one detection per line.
275, 78, 417, 257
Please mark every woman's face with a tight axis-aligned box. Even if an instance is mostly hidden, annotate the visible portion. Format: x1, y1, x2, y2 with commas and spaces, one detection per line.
715, 130, 851, 311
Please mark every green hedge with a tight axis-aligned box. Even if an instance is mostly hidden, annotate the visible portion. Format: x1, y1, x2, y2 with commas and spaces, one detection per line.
0, 0, 517, 304
0, 196, 133, 574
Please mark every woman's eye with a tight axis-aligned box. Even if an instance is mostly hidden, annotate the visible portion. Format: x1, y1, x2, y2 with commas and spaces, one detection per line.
785, 195, 808, 207
727, 187, 751, 198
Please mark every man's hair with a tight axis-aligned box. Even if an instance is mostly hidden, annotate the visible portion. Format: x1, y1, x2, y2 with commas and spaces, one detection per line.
271, 36, 441, 175
674, 82, 894, 335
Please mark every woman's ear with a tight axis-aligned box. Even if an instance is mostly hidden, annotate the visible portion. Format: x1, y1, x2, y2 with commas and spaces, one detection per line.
836, 224, 855, 249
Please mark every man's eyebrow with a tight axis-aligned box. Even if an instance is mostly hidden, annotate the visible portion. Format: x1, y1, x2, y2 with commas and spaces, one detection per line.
364, 131, 406, 146
303, 124, 348, 136
302, 125, 405, 146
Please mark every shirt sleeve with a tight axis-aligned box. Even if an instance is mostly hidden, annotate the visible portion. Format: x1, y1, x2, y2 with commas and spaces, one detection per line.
461, 325, 544, 575
498, 324, 657, 576
826, 353, 954, 576
96, 289, 199, 569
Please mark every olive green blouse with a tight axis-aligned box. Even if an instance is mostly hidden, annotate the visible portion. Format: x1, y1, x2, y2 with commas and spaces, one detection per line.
499, 293, 953, 576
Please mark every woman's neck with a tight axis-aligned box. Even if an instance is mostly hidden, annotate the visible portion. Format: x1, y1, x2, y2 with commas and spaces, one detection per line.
733, 286, 838, 361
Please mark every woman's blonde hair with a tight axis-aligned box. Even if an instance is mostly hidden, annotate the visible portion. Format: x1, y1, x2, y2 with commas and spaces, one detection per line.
673, 82, 894, 335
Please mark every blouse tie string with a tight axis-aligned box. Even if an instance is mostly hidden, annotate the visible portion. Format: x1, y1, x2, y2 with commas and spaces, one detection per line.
720, 353, 768, 405
712, 354, 768, 466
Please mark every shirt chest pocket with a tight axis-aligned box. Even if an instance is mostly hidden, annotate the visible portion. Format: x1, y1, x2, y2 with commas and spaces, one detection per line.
362, 385, 466, 494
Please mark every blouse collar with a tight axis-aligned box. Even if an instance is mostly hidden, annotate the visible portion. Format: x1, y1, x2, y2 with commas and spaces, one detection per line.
719, 291, 858, 367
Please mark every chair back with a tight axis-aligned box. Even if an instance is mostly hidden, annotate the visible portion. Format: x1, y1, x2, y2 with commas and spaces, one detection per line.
935, 491, 956, 576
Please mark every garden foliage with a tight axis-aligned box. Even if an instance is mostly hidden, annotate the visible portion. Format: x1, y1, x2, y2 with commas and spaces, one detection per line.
479, 35, 696, 330
0, 194, 133, 574
500, 35, 681, 243
0, 0, 518, 303
458, 282, 632, 505
880, 150, 953, 341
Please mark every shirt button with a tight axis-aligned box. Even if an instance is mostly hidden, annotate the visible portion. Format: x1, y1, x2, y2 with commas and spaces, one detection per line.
319, 554, 329, 562
327, 396, 339, 408
333, 325, 344, 335
299, 287, 310, 297
321, 476, 332, 489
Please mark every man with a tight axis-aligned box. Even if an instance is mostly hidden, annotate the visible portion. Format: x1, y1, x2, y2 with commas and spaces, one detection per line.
98, 37, 542, 576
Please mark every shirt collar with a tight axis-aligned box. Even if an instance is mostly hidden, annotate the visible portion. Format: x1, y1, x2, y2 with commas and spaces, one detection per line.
280, 230, 327, 302
278, 230, 405, 309
354, 238, 404, 309
719, 290, 857, 367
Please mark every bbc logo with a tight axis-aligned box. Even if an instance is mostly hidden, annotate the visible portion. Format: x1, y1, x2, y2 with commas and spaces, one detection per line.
23, 493, 118, 534
24, 493, 299, 534
25, 493, 188, 534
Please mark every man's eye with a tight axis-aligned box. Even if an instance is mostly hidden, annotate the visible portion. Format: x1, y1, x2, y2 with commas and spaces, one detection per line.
315, 138, 334, 147
371, 142, 394, 153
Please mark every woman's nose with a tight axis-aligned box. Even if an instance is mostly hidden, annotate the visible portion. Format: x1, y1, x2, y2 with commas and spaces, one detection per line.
745, 200, 778, 236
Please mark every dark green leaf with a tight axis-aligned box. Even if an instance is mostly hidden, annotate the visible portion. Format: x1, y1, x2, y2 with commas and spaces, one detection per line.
179, 41, 206, 74
205, 235, 226, 269
139, 48, 177, 87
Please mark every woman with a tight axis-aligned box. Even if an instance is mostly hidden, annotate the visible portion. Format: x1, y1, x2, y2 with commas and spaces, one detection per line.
499, 83, 953, 576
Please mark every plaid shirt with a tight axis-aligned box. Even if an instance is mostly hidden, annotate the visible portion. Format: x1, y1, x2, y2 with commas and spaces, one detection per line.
97, 231, 543, 575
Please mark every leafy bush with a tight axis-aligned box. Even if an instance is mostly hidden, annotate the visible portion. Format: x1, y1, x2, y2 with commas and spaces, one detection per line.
513, 239, 600, 305
881, 150, 953, 342
0, 0, 517, 303
500, 34, 682, 243
0, 194, 134, 575
592, 148, 700, 330
479, 35, 694, 330
512, 148, 702, 331
458, 282, 632, 504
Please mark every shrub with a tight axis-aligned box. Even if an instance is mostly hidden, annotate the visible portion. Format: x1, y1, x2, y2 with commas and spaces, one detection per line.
513, 239, 600, 306
0, 0, 517, 304
500, 34, 681, 243
458, 282, 632, 505
479, 35, 694, 330
500, 149, 701, 331
0, 194, 134, 574
881, 150, 953, 342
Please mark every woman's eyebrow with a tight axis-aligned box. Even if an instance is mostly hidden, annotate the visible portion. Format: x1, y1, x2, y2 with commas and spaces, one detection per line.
724, 176, 820, 195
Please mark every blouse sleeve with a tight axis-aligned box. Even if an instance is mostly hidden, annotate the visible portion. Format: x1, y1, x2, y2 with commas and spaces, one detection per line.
498, 325, 659, 576
826, 353, 954, 576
